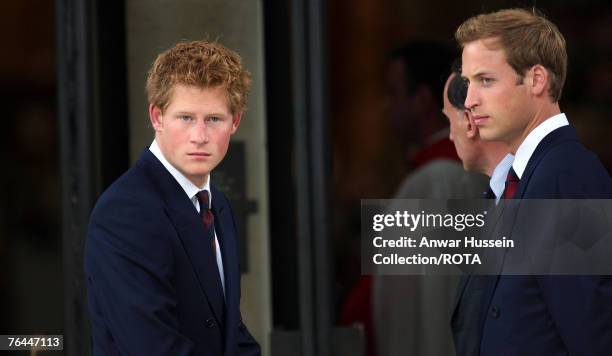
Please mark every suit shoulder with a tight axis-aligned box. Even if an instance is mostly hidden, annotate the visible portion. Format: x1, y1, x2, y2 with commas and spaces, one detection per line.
539, 140, 607, 176
531, 140, 612, 197
86, 164, 176, 260
91, 164, 165, 222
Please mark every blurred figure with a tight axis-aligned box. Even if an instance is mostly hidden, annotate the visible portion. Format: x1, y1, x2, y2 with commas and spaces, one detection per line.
3, 102, 62, 334
372, 42, 488, 356
385, 42, 462, 174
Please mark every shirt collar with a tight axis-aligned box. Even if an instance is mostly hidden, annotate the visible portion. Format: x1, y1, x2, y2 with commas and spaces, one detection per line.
490, 153, 515, 204
513, 113, 569, 179
149, 140, 211, 205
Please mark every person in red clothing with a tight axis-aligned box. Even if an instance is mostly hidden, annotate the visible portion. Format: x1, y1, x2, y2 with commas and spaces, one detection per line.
339, 42, 488, 356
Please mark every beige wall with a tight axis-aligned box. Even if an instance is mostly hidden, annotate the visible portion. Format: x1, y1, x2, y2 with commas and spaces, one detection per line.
126, 0, 271, 353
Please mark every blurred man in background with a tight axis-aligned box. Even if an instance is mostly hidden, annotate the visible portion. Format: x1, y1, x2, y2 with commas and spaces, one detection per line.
372, 42, 488, 356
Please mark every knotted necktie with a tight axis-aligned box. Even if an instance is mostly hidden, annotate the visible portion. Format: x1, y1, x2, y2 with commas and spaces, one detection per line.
503, 168, 520, 199
196, 190, 216, 255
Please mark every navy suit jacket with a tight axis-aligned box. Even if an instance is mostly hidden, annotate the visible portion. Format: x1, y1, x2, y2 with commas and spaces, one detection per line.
453, 125, 612, 356
85, 149, 261, 356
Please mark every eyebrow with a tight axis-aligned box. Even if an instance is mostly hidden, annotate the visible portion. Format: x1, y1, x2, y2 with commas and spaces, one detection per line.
174, 111, 230, 117
465, 71, 492, 80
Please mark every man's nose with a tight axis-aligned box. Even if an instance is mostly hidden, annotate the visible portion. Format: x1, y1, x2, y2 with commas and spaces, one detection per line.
464, 85, 479, 110
190, 120, 209, 143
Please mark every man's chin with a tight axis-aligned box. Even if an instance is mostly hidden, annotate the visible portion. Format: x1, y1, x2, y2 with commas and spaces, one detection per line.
188, 169, 213, 178
180, 165, 214, 182
479, 130, 499, 142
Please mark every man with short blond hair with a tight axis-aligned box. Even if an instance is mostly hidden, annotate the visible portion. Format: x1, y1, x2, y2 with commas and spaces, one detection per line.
453, 8, 612, 356
85, 40, 261, 356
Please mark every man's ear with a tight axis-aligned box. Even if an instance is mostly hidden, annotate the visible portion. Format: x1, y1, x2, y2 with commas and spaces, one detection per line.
465, 111, 478, 139
230, 112, 242, 134
529, 64, 549, 97
149, 104, 164, 131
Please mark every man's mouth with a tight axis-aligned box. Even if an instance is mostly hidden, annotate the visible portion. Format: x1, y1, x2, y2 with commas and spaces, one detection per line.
472, 115, 489, 125
188, 152, 211, 157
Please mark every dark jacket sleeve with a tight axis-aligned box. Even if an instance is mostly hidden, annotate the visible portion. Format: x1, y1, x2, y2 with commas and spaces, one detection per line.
237, 314, 261, 356
225, 195, 261, 356
527, 151, 612, 355
85, 191, 194, 356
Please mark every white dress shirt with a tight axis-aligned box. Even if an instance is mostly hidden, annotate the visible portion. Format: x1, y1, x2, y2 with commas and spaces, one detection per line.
513, 113, 569, 179
149, 140, 225, 295
490, 153, 515, 204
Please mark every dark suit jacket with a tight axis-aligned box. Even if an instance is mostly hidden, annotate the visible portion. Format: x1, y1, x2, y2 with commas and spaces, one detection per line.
452, 125, 612, 356
85, 149, 261, 356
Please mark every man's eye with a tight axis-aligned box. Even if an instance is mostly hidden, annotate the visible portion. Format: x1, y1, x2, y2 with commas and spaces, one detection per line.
180, 115, 192, 121
208, 116, 221, 123
480, 77, 493, 85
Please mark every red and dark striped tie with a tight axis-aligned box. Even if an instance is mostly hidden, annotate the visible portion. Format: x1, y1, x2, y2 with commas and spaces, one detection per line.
503, 168, 520, 199
196, 190, 216, 255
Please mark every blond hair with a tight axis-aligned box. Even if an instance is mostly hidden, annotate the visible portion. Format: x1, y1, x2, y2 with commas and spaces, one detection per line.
456, 8, 567, 102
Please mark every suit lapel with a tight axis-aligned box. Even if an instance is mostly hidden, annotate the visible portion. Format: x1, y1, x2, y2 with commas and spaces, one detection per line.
453, 126, 579, 345
516, 125, 578, 199
139, 150, 226, 326
472, 128, 578, 336
211, 187, 242, 349
476, 197, 524, 333
165, 204, 226, 325
211, 188, 239, 312
452, 200, 506, 317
